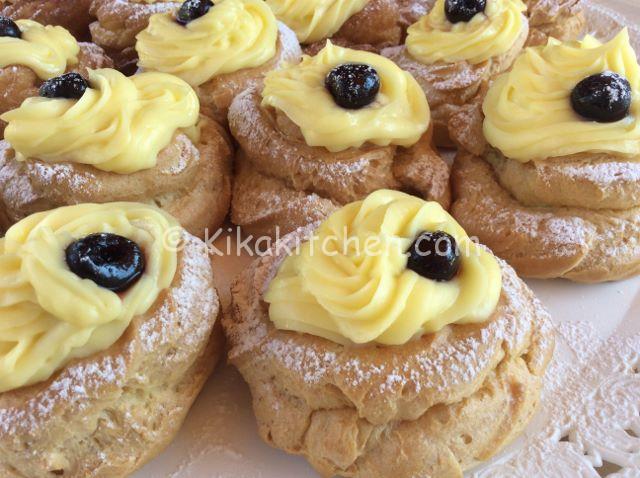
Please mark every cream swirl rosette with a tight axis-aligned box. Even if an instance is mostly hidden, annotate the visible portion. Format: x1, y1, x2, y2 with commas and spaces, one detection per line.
483, 29, 640, 162
1, 68, 199, 174
136, 0, 278, 87
261, 42, 430, 152
265, 190, 502, 345
0, 202, 179, 392
0, 19, 79, 80
406, 0, 527, 65
264, 0, 368, 44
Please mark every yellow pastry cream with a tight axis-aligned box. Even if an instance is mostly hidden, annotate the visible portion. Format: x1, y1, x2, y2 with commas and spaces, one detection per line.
483, 29, 640, 162
136, 0, 278, 87
0, 202, 179, 393
262, 42, 430, 152
1, 68, 199, 174
265, 190, 502, 346
265, 0, 368, 44
406, 0, 527, 65
0, 19, 79, 80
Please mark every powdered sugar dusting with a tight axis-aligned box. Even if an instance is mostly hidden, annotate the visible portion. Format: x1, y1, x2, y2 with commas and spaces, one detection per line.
96, 0, 180, 21
560, 159, 640, 187
138, 233, 218, 353
0, 160, 38, 206
0, 355, 127, 436
30, 161, 98, 193
262, 339, 338, 384
460, 156, 593, 259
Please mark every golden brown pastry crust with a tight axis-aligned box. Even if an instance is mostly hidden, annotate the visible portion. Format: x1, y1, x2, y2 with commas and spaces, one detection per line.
0, 0, 93, 39
228, 88, 451, 238
326, 0, 403, 48
447, 86, 491, 157
0, 42, 113, 137
524, 0, 585, 46
195, 23, 302, 126
0, 233, 223, 478
89, 0, 180, 71
223, 226, 554, 478
451, 150, 640, 282
397, 0, 435, 31
300, 0, 438, 53
231, 152, 340, 239
383, 22, 528, 146
0, 116, 233, 239
486, 149, 640, 211
90, 0, 180, 51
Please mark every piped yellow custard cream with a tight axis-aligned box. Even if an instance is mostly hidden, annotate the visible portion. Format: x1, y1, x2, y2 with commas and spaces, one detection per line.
262, 42, 430, 152
1, 68, 199, 174
265, 190, 502, 346
265, 0, 368, 44
483, 29, 640, 162
0, 19, 79, 79
136, 0, 278, 86
0, 202, 179, 393
406, 0, 527, 65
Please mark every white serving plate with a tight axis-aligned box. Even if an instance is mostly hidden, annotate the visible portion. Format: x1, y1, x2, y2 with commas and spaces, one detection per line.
135, 2, 640, 476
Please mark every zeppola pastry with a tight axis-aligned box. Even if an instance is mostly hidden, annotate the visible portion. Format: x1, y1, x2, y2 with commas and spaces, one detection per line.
451, 29, 640, 282
0, 17, 112, 136
89, 0, 181, 72
135, 0, 301, 124
229, 42, 450, 238
0, 202, 222, 477
224, 190, 554, 478
0, 68, 232, 238
264, 0, 435, 51
383, 0, 529, 145
0, 0, 93, 39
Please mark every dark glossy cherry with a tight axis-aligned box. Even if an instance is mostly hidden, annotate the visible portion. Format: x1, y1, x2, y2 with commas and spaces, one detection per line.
571, 71, 632, 123
325, 63, 380, 109
176, 0, 214, 25
0, 16, 21, 38
65, 233, 146, 293
444, 0, 486, 23
39, 72, 89, 100
406, 231, 461, 282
